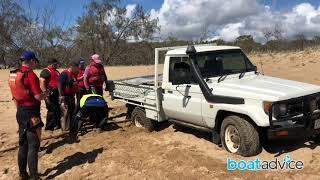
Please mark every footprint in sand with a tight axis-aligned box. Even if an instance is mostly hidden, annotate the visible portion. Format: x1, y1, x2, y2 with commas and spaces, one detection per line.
310, 153, 320, 164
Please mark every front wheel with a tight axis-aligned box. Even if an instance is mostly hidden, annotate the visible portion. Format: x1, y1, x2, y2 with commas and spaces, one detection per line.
221, 115, 262, 157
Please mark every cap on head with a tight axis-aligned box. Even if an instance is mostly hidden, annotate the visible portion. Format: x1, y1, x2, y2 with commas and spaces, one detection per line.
21, 50, 38, 62
79, 58, 85, 64
91, 54, 101, 64
48, 58, 59, 65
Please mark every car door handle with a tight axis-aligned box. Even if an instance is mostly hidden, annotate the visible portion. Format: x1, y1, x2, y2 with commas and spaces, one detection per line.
167, 90, 173, 94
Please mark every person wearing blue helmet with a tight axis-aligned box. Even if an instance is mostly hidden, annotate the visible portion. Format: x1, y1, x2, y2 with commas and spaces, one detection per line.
8, 50, 45, 180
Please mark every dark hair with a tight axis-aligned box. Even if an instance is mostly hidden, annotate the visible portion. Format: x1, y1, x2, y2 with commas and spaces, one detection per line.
48, 58, 59, 64
69, 60, 79, 67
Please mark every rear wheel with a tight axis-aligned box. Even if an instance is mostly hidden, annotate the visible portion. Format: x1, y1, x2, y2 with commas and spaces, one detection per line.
221, 115, 261, 157
131, 107, 154, 132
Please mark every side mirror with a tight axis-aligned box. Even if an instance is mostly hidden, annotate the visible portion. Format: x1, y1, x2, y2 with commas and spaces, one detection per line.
186, 45, 196, 55
253, 66, 258, 74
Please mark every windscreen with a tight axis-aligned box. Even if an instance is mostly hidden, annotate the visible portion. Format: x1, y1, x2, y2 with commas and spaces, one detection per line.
195, 49, 255, 78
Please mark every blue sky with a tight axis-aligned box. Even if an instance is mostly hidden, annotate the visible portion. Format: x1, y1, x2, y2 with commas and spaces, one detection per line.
18, 0, 320, 41
123, 0, 164, 10
19, 0, 164, 29
19, 0, 320, 28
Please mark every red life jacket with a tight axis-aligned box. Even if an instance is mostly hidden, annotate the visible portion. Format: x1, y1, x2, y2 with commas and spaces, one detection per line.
46, 66, 60, 89
63, 69, 77, 96
77, 69, 85, 88
8, 69, 33, 102
88, 64, 106, 87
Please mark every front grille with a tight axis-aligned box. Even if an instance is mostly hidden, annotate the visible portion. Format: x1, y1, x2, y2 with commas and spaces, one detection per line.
287, 101, 304, 116
270, 92, 320, 127
274, 93, 320, 120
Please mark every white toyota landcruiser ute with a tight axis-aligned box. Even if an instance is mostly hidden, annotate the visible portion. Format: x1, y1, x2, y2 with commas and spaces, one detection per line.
110, 44, 320, 157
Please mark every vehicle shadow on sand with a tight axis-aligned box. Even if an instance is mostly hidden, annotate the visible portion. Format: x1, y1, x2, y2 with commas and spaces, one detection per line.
42, 147, 103, 179
167, 123, 320, 156
263, 139, 320, 157
167, 123, 212, 141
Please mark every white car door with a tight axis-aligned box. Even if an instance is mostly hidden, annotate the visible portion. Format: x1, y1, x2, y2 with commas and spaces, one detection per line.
162, 57, 205, 126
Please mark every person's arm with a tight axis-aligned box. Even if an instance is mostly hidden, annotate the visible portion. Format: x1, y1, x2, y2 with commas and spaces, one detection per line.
77, 70, 84, 81
40, 78, 46, 92
28, 72, 43, 101
102, 68, 109, 90
27, 72, 44, 141
83, 66, 90, 90
39, 69, 50, 92
77, 75, 84, 81
58, 72, 68, 104
58, 72, 68, 97
102, 68, 108, 83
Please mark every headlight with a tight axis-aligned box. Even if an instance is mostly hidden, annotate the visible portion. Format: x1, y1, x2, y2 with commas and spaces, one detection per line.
274, 103, 287, 117
263, 101, 273, 115
263, 101, 287, 118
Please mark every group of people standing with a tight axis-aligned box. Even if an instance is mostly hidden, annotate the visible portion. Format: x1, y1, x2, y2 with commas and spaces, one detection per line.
39, 54, 108, 133
8, 50, 109, 179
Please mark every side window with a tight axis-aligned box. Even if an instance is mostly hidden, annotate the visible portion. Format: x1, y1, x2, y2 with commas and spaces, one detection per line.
169, 57, 195, 85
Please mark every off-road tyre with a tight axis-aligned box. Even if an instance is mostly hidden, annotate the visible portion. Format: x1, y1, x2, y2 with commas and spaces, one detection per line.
220, 115, 261, 157
131, 107, 154, 132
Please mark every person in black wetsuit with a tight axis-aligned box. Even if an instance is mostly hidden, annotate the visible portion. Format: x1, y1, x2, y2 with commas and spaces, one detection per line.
40, 58, 61, 131
9, 50, 45, 180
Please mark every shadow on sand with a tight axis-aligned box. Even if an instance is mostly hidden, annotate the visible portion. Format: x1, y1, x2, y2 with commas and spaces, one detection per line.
41, 118, 122, 154
42, 137, 70, 154
42, 148, 103, 179
263, 138, 320, 157
170, 123, 320, 157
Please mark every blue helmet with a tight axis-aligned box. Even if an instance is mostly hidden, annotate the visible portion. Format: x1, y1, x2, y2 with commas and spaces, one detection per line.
20, 50, 38, 62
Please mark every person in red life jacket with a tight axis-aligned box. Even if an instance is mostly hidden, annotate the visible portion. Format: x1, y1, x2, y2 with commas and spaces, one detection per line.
8, 50, 46, 180
84, 54, 108, 96
76, 58, 87, 106
40, 58, 61, 131
58, 60, 79, 132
